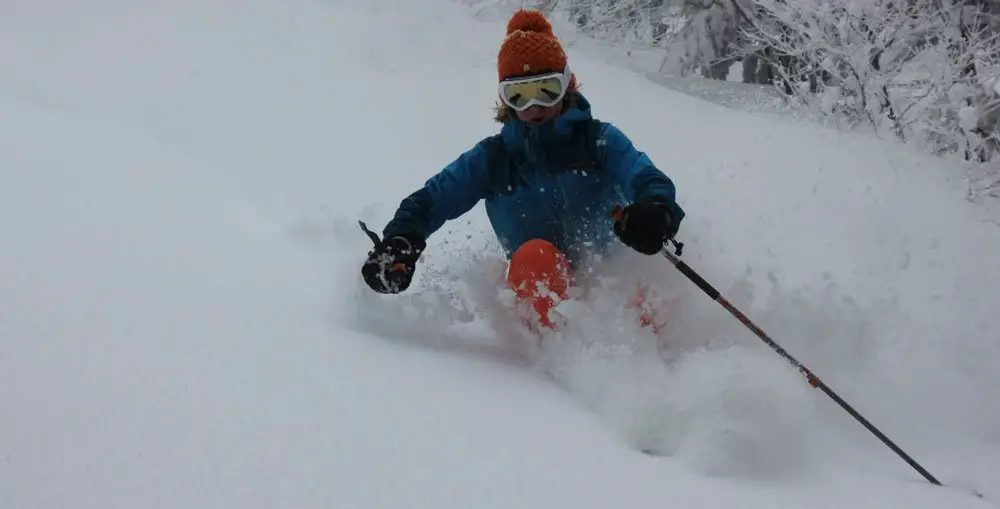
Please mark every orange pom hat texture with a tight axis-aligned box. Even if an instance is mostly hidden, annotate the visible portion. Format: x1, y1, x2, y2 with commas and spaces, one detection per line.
497, 9, 577, 91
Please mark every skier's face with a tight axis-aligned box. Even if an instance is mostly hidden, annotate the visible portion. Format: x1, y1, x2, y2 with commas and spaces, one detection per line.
515, 102, 562, 126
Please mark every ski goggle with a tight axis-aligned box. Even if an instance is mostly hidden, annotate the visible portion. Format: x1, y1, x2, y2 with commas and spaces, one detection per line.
498, 65, 572, 111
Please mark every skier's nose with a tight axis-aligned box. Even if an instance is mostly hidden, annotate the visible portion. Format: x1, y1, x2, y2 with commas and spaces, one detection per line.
525, 105, 545, 114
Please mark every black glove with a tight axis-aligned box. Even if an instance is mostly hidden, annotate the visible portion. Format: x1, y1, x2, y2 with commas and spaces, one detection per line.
361, 231, 426, 294
613, 200, 678, 255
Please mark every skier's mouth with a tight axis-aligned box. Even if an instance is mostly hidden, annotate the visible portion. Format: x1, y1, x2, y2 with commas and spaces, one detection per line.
525, 116, 546, 125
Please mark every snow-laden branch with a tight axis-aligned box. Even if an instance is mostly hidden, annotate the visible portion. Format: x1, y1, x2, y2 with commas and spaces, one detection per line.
732, 0, 1000, 160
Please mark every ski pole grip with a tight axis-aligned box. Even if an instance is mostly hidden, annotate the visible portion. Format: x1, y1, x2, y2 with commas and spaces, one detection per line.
671, 258, 721, 300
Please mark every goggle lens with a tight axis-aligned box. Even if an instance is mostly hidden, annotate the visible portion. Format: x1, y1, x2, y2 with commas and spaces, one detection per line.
500, 76, 566, 109
498, 67, 571, 111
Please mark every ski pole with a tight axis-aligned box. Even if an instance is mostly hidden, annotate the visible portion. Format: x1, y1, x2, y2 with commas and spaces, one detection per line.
610, 206, 942, 487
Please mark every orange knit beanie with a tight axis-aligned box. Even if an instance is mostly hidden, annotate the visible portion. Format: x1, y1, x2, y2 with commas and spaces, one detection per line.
497, 9, 577, 90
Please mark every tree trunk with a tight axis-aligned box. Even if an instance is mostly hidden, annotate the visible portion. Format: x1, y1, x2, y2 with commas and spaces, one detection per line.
742, 54, 759, 83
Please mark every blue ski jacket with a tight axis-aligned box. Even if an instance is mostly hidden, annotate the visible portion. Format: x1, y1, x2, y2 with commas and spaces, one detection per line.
383, 93, 684, 263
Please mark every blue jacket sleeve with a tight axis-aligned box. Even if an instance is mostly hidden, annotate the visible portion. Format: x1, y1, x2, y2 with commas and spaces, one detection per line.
382, 137, 498, 241
599, 122, 685, 223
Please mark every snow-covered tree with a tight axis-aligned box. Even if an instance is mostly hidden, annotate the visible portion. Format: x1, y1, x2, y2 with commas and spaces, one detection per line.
566, 0, 683, 45
662, 0, 750, 79
731, 0, 1000, 160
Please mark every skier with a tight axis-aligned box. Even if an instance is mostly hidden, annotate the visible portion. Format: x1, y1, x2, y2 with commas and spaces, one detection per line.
361, 8, 684, 329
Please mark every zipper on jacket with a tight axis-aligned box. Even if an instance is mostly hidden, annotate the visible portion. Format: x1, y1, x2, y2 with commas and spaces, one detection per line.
556, 172, 572, 248
524, 132, 567, 243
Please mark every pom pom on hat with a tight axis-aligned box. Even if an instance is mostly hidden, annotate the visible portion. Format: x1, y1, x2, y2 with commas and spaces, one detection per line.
506, 9, 554, 36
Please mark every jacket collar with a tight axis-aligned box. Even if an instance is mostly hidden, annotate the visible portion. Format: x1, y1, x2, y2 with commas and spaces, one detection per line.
499, 93, 593, 160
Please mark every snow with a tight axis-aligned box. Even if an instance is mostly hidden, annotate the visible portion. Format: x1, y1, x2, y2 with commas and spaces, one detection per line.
2, 0, 999, 507
959, 106, 980, 131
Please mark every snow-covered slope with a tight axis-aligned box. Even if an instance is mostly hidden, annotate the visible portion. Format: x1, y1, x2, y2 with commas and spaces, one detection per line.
2, 0, 998, 507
